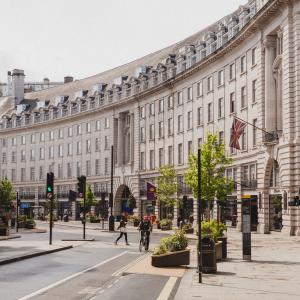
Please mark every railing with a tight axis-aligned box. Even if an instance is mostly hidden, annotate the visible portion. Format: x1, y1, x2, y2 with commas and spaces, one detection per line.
263, 132, 278, 143
20, 194, 35, 200
241, 179, 257, 189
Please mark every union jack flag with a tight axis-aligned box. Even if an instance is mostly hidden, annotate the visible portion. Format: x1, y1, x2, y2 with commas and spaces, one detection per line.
229, 118, 246, 150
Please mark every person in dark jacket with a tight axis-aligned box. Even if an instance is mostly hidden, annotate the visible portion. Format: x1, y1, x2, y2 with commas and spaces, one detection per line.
115, 216, 129, 245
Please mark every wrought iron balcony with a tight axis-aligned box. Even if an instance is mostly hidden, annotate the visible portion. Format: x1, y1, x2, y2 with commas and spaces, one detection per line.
241, 179, 257, 189
263, 132, 278, 144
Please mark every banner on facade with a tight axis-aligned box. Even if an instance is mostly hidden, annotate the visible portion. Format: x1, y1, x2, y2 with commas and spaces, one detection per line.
147, 182, 156, 201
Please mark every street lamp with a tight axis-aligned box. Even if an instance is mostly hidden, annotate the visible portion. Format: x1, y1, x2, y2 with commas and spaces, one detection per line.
109, 145, 115, 231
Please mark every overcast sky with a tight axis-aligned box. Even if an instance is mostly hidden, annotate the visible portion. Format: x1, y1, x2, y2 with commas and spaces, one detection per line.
0, 0, 246, 82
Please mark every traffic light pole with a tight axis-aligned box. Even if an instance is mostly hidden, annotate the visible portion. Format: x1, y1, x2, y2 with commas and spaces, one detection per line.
16, 192, 19, 233
83, 182, 86, 240
49, 195, 53, 245
109, 145, 115, 231
197, 148, 202, 283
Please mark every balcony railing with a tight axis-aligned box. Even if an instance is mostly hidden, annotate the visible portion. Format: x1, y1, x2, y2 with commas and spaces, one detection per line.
241, 179, 257, 189
263, 132, 278, 144
20, 194, 35, 200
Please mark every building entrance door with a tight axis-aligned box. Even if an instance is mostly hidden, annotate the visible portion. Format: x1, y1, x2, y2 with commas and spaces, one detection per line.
269, 194, 282, 231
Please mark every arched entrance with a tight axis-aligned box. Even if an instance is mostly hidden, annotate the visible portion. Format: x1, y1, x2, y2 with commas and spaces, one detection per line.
114, 184, 135, 219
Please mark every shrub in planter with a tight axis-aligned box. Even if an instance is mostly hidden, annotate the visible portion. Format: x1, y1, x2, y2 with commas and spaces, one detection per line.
25, 218, 36, 229
159, 218, 172, 230
182, 224, 194, 234
89, 215, 101, 223
152, 230, 189, 267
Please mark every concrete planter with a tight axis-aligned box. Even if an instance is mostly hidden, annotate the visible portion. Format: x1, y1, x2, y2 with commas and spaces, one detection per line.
151, 249, 190, 267
215, 241, 223, 261
217, 236, 227, 259
0, 227, 9, 236
161, 224, 172, 231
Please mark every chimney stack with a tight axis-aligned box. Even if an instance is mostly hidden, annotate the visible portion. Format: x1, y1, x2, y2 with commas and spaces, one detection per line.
12, 69, 25, 105
64, 76, 73, 84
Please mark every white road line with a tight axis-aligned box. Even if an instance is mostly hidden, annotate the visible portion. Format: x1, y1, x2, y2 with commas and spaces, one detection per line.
111, 253, 149, 277
17, 251, 128, 300
156, 277, 177, 300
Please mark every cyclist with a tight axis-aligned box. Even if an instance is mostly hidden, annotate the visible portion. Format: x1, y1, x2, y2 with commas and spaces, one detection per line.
138, 216, 152, 251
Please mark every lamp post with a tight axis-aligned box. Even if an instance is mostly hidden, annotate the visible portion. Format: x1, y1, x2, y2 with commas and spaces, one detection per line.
109, 145, 115, 231
197, 148, 202, 283
16, 192, 19, 233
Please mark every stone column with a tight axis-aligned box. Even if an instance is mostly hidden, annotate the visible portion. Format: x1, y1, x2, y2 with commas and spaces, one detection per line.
276, 67, 283, 132
282, 191, 296, 236
257, 190, 270, 234
264, 36, 277, 132
117, 114, 124, 166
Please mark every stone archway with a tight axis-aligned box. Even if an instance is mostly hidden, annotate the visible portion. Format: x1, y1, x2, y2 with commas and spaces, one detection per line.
114, 184, 133, 217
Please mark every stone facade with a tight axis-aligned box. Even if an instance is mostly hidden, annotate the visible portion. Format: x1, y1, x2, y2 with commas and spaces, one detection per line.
1, 0, 300, 235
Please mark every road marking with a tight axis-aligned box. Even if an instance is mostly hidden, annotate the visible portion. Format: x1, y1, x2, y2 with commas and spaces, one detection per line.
156, 277, 177, 300
17, 251, 128, 300
112, 253, 150, 277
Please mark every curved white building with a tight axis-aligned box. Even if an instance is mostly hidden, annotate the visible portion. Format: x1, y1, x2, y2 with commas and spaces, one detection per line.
1, 0, 299, 235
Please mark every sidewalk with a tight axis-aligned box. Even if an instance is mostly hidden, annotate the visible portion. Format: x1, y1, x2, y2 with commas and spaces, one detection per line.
174, 228, 300, 300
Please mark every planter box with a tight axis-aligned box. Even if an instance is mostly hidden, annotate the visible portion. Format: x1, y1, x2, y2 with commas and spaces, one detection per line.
25, 223, 36, 229
215, 241, 223, 261
133, 221, 140, 227
152, 249, 190, 267
184, 228, 194, 234
0, 227, 9, 236
90, 219, 100, 223
217, 236, 227, 259
161, 225, 172, 231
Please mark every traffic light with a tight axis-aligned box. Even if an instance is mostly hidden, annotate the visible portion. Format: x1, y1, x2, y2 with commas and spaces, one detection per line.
46, 172, 54, 199
77, 176, 86, 198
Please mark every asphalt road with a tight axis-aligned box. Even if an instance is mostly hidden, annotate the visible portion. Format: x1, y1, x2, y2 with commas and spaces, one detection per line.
0, 224, 181, 300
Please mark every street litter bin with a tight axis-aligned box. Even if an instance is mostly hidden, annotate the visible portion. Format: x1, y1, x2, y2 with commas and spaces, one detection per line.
63, 214, 69, 222
200, 237, 217, 273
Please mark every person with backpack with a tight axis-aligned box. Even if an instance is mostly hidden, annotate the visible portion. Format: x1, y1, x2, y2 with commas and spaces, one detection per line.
138, 216, 152, 250
115, 216, 129, 245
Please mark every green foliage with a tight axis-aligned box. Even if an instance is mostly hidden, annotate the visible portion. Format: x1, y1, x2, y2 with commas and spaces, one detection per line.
127, 215, 140, 223
0, 178, 16, 211
184, 133, 233, 209
86, 185, 96, 211
201, 219, 226, 242
272, 195, 282, 212
159, 218, 173, 227
154, 230, 188, 255
156, 165, 178, 213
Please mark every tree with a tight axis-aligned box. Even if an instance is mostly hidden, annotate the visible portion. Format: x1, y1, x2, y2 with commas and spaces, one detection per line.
184, 133, 233, 218
85, 184, 96, 212
156, 165, 178, 218
0, 178, 16, 213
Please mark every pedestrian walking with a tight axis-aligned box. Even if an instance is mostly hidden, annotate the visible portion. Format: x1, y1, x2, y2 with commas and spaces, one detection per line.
115, 216, 129, 245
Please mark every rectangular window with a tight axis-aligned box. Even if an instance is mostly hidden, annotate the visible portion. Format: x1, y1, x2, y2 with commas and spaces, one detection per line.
241, 86, 247, 108
11, 151, 16, 163
12, 137, 17, 146
188, 141, 193, 155
86, 140, 91, 153
177, 91, 183, 105
21, 135, 26, 145
140, 152, 145, 170
76, 141, 82, 155
252, 47, 256, 66
104, 117, 110, 128
207, 76, 213, 92
39, 147, 45, 160
178, 143, 183, 165
95, 159, 100, 175
140, 127, 145, 142
252, 80, 257, 103
66, 163, 72, 178
229, 63, 235, 80
158, 121, 164, 138
21, 168, 25, 181
230, 92, 235, 113
219, 131, 224, 144
30, 167, 35, 181
168, 95, 174, 109
2, 152, 6, 163
159, 148, 164, 167
86, 160, 91, 176
159, 99, 164, 113
140, 106, 145, 118
40, 132, 45, 142
208, 103, 213, 122
31, 134, 35, 144
95, 120, 101, 131
58, 164, 62, 179
86, 122, 91, 133
77, 124, 81, 135
197, 81, 203, 97
2, 138, 7, 147
187, 111, 192, 129
68, 143, 73, 156
76, 161, 81, 177
168, 118, 173, 136
149, 124, 154, 140
104, 136, 109, 149
21, 149, 26, 161
59, 129, 63, 139
187, 87, 193, 101
49, 131, 54, 140
30, 149, 35, 161
197, 107, 203, 126
253, 119, 257, 147
218, 70, 224, 86
68, 127, 73, 137
149, 103, 155, 116
241, 130, 247, 151
58, 145, 63, 157
104, 158, 109, 175
11, 169, 16, 182
168, 146, 173, 165
95, 138, 100, 152
250, 164, 256, 180
178, 115, 183, 133
49, 146, 54, 159
198, 138, 202, 147
150, 150, 155, 169
218, 98, 224, 119
241, 55, 246, 73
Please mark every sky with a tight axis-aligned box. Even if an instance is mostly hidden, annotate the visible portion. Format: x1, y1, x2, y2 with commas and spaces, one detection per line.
0, 0, 246, 83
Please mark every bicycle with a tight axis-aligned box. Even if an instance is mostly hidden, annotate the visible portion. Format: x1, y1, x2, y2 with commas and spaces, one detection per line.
139, 230, 149, 252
